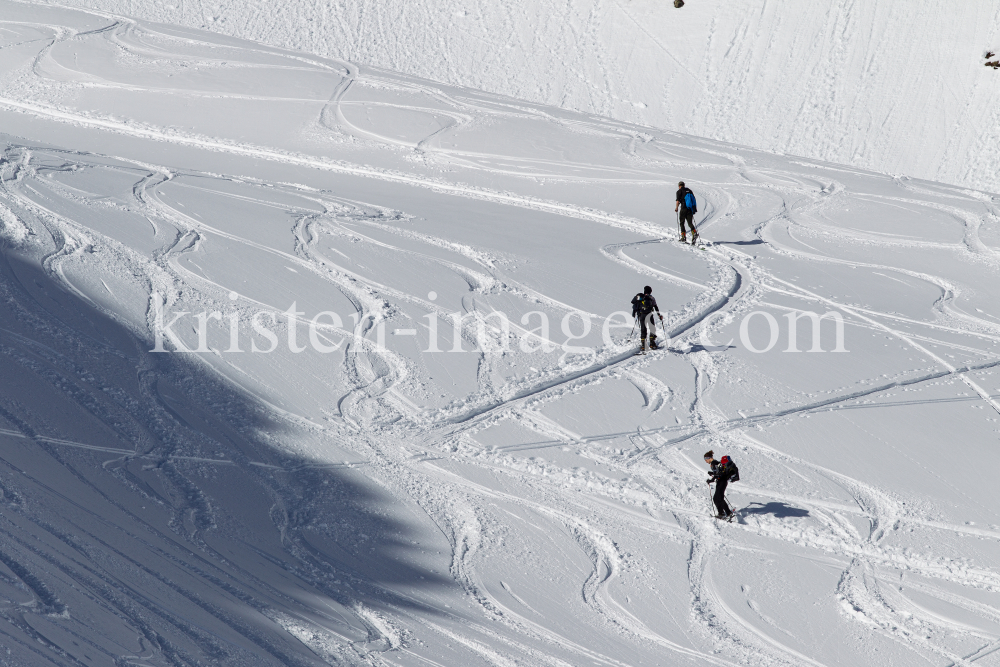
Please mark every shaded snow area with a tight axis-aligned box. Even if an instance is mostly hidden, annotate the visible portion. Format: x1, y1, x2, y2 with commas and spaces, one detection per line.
43, 0, 1000, 194
2, 4, 1000, 667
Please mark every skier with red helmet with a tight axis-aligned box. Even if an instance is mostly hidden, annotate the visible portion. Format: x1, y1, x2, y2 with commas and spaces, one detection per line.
704, 450, 739, 519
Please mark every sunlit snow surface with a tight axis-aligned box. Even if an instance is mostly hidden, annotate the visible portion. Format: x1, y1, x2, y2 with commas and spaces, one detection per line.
43, 0, 1000, 194
1, 5, 1000, 666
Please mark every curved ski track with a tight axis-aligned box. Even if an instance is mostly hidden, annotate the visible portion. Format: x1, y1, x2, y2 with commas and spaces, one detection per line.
0, 7, 999, 666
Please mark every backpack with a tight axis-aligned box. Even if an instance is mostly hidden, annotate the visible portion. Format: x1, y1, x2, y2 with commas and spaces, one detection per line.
683, 190, 697, 213
632, 293, 652, 317
720, 455, 739, 482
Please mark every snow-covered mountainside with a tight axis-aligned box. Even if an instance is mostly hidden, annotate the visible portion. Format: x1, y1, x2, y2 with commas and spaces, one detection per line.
42, 0, 1000, 193
2, 3, 1000, 666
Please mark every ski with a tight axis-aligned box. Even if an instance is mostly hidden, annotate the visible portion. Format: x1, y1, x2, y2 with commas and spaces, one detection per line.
678, 237, 707, 250
724, 498, 737, 521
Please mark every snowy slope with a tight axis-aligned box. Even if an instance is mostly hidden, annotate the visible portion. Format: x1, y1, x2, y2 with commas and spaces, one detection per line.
41, 0, 1000, 194
2, 4, 1000, 666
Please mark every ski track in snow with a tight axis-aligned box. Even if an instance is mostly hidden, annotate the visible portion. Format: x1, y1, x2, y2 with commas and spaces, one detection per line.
0, 5, 999, 666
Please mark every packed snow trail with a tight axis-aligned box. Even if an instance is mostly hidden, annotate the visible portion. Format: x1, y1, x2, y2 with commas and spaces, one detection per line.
1, 5, 1000, 666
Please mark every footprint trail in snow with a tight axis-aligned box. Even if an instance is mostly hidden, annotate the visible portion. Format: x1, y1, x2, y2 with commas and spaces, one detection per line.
0, 4, 999, 666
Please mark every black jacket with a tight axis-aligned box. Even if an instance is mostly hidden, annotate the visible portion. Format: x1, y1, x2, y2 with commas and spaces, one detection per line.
708, 459, 738, 484
631, 293, 659, 319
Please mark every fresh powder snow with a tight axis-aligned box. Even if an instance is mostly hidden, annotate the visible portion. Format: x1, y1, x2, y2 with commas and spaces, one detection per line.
0, 2, 999, 666
44, 0, 1000, 193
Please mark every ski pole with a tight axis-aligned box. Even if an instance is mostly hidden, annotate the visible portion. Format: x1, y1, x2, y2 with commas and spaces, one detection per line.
707, 482, 715, 516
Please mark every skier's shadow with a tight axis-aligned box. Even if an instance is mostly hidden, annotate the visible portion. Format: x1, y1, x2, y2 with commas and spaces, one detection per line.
715, 239, 764, 246
740, 502, 809, 519
686, 343, 737, 353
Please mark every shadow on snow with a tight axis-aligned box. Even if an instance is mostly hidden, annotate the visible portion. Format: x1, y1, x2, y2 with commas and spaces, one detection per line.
740, 501, 810, 519
0, 248, 452, 666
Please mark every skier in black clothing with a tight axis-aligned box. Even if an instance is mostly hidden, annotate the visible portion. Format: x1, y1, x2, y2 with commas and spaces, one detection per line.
631, 285, 663, 352
675, 181, 698, 244
705, 449, 736, 519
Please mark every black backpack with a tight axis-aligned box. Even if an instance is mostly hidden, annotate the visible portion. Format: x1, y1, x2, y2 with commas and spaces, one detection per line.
720, 455, 739, 482
632, 293, 653, 317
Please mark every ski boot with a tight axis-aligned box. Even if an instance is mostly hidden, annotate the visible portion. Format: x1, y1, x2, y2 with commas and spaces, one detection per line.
691, 231, 700, 245
679, 234, 687, 244
649, 336, 659, 350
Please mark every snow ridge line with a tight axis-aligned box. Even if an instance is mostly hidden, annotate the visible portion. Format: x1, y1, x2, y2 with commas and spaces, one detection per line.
753, 189, 1000, 415
767, 272, 1000, 417
625, 316, 1000, 463
0, 97, 666, 236
0, 426, 132, 453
